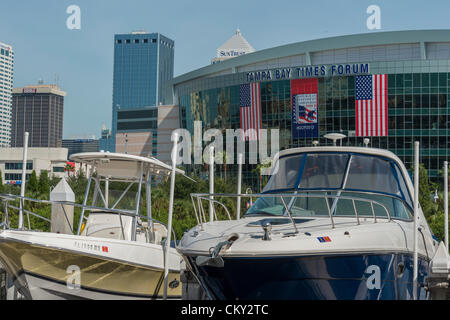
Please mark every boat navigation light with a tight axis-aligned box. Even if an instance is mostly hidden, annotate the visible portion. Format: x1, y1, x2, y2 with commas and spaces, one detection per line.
312, 140, 319, 147
324, 133, 346, 146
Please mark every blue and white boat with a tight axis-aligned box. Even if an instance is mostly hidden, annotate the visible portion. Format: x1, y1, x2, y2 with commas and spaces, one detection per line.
178, 144, 439, 300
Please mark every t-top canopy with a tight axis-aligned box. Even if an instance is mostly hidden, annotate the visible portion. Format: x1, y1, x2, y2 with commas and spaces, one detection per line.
70, 152, 185, 181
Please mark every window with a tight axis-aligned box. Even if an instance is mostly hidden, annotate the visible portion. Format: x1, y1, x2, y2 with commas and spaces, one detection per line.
299, 154, 349, 189
117, 39, 122, 44
144, 39, 148, 43
135, 39, 139, 44
117, 120, 157, 130
53, 167, 64, 173
5, 162, 33, 170
5, 173, 31, 181
152, 39, 156, 43
126, 39, 130, 44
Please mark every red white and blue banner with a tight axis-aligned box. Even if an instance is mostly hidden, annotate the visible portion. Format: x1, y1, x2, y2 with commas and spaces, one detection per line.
240, 83, 262, 141
355, 74, 388, 137
291, 78, 319, 138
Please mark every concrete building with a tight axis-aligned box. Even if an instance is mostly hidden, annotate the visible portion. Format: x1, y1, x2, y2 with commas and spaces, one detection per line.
62, 139, 99, 157
111, 31, 175, 151
0, 42, 14, 147
0, 147, 68, 185
171, 29, 450, 182
11, 84, 66, 148
156, 105, 181, 163
114, 105, 180, 163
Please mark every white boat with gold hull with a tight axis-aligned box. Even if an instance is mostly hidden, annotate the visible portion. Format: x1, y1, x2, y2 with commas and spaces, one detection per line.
0, 152, 184, 300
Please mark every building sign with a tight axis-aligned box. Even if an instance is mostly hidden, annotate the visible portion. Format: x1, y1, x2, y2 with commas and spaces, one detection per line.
291, 78, 319, 138
219, 50, 247, 57
6, 181, 21, 185
246, 63, 369, 82
23, 88, 37, 93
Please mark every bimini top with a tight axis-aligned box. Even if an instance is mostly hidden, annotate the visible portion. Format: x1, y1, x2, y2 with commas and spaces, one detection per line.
263, 146, 414, 210
70, 152, 185, 181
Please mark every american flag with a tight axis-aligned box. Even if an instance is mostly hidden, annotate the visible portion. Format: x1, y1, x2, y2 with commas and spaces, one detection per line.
355, 74, 388, 137
240, 83, 262, 141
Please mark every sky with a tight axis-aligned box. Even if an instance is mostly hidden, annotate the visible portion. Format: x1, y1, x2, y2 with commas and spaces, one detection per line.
1, 0, 450, 139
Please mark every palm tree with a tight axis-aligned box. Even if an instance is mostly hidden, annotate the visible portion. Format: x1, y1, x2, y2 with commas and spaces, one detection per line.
216, 151, 228, 180
253, 159, 273, 192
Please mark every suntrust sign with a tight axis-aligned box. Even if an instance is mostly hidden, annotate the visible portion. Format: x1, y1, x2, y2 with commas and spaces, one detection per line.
219, 50, 247, 57
246, 63, 370, 82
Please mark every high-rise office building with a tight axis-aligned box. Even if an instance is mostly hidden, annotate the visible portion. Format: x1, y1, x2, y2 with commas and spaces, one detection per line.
0, 42, 14, 147
111, 31, 174, 152
99, 124, 113, 152
11, 84, 66, 148
62, 138, 99, 157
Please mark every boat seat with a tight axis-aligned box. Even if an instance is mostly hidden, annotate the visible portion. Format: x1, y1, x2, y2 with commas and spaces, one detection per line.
82, 212, 134, 241
140, 222, 168, 245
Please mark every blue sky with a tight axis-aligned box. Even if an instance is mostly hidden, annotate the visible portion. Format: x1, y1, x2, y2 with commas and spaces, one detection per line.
1, 0, 450, 139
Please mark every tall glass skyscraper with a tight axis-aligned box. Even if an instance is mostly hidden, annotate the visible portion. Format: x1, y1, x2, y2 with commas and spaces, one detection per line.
0, 42, 14, 147
110, 31, 174, 152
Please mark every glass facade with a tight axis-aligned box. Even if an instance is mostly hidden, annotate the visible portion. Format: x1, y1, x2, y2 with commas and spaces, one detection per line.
12, 89, 65, 148
5, 162, 33, 170
111, 32, 174, 152
62, 139, 99, 157
177, 63, 450, 185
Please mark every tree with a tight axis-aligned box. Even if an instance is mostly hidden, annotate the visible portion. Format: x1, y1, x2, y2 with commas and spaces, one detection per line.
216, 151, 228, 180
253, 159, 273, 192
38, 170, 50, 197
412, 163, 447, 243
415, 163, 438, 221
28, 170, 39, 194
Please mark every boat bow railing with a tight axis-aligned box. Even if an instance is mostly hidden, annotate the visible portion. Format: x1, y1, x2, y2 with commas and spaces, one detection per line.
0, 193, 178, 247
190, 191, 412, 232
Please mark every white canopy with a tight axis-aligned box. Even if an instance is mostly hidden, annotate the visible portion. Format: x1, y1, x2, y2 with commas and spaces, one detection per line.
70, 152, 185, 181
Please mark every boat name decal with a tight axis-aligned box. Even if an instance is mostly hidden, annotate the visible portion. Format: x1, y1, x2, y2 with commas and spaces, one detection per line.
73, 241, 109, 253
317, 236, 331, 243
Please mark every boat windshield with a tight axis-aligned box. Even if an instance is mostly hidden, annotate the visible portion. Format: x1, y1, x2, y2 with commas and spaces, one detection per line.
246, 152, 413, 220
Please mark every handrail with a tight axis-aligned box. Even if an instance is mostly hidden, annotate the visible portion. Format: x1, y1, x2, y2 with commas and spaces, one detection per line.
0, 193, 136, 216
189, 191, 404, 231
0, 193, 178, 246
195, 197, 232, 221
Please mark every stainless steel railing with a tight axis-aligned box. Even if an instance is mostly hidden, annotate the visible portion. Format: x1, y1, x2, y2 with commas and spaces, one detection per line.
0, 193, 178, 247
190, 190, 412, 232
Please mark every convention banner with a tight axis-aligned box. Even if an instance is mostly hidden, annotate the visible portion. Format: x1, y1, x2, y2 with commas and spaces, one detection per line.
291, 78, 319, 139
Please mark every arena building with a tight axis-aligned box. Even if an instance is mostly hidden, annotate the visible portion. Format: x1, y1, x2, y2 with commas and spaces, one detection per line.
171, 30, 450, 185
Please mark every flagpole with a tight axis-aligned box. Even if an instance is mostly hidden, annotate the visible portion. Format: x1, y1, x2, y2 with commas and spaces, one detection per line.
19, 132, 29, 230
163, 132, 178, 300
413, 141, 419, 300
236, 153, 243, 220
209, 147, 214, 223
444, 161, 448, 251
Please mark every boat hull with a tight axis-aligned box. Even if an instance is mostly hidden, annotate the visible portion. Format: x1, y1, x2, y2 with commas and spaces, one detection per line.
186, 253, 430, 300
0, 238, 181, 300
